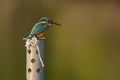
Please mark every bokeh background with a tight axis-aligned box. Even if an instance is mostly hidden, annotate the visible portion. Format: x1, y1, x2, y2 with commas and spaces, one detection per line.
0, 0, 120, 80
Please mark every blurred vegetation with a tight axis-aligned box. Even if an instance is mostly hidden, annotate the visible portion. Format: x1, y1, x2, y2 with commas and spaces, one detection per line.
0, 0, 120, 80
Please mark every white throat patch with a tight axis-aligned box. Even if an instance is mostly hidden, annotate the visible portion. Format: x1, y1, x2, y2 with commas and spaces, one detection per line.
40, 21, 47, 24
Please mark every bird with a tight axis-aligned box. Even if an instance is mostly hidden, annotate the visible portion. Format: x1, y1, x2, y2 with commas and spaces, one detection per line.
26, 17, 61, 39
23, 17, 61, 68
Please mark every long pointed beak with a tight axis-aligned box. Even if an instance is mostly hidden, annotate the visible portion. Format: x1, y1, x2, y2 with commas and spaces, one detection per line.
51, 21, 61, 26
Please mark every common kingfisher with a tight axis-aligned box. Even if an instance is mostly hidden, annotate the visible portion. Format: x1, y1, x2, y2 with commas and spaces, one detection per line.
26, 17, 61, 39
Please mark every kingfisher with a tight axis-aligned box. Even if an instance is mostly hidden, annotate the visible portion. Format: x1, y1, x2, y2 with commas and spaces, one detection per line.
26, 17, 61, 39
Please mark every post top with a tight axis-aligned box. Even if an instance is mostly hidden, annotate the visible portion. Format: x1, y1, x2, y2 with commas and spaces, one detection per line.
22, 37, 45, 40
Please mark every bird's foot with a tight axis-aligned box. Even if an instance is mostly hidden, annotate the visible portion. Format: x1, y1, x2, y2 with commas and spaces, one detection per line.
39, 37, 45, 40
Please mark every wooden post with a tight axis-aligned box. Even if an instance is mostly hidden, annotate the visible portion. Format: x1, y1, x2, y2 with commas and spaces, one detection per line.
25, 37, 45, 80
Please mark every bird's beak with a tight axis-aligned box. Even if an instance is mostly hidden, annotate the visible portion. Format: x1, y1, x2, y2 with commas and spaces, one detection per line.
51, 21, 61, 26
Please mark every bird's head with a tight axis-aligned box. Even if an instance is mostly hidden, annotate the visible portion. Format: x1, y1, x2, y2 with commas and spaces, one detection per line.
39, 17, 61, 26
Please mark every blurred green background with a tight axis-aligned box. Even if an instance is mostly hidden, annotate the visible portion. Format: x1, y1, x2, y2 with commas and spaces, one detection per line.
0, 0, 120, 80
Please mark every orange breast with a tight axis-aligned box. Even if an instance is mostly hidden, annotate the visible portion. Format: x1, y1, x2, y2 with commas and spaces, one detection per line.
37, 31, 47, 38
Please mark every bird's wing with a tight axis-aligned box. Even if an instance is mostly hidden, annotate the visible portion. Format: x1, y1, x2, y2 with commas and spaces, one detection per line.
30, 23, 46, 35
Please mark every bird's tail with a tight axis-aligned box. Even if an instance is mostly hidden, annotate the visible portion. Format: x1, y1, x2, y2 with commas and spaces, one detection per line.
22, 35, 33, 40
